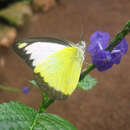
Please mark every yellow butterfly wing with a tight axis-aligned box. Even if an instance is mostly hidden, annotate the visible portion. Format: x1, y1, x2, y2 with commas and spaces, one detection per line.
34, 47, 84, 99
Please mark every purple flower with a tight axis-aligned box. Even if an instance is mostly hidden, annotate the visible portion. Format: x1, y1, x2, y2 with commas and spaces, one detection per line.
111, 51, 122, 64
110, 38, 128, 64
22, 86, 30, 94
88, 31, 128, 71
113, 39, 128, 55
88, 31, 110, 55
92, 50, 113, 71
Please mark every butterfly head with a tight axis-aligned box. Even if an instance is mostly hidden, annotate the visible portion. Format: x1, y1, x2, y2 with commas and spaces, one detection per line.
77, 40, 86, 54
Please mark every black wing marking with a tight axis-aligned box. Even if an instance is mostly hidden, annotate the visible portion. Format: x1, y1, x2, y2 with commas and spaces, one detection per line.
13, 37, 74, 68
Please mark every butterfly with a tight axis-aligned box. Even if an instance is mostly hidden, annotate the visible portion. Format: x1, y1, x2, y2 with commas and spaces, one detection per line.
13, 37, 86, 100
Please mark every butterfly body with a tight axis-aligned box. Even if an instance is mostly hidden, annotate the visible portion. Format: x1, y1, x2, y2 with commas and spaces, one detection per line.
13, 37, 86, 99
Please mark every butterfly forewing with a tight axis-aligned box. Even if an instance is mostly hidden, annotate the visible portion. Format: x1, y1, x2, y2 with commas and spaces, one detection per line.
13, 37, 72, 68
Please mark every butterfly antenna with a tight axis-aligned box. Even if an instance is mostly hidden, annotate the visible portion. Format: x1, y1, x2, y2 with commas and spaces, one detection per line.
80, 16, 86, 41
79, 17, 89, 70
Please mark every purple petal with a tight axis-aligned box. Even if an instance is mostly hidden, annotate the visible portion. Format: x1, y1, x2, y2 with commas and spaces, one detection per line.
22, 86, 30, 94
113, 38, 128, 55
103, 32, 110, 44
92, 50, 113, 71
110, 38, 128, 64
111, 51, 122, 64
88, 43, 101, 54
88, 31, 110, 55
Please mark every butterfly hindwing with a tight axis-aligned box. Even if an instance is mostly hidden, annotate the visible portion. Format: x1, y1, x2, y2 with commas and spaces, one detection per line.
34, 47, 83, 99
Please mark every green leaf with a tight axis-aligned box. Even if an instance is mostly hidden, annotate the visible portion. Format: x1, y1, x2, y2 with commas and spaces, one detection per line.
77, 74, 97, 91
0, 102, 76, 130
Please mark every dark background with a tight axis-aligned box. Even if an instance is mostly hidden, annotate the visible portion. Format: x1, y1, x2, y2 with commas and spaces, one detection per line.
0, 0, 130, 130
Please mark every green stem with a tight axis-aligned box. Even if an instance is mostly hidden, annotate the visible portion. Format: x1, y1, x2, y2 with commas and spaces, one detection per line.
39, 92, 54, 113
29, 80, 54, 113
0, 85, 21, 92
80, 20, 130, 81
80, 64, 95, 81
106, 20, 130, 51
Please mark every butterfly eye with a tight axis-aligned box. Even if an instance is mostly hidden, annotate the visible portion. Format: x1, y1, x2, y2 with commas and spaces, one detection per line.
77, 41, 86, 53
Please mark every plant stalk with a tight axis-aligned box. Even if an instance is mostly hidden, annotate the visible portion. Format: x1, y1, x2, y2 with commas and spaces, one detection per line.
39, 92, 54, 113
0, 85, 21, 92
